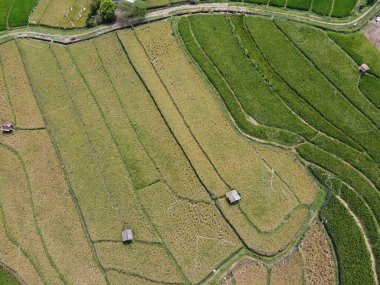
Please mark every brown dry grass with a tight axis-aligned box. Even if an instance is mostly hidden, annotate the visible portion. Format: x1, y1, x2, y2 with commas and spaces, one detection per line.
0, 60, 13, 123
138, 181, 242, 284
218, 199, 308, 255
0, 130, 106, 284
95, 242, 182, 283
232, 259, 268, 285
299, 223, 336, 285
0, 209, 44, 285
0, 41, 44, 129
255, 144, 318, 205
107, 270, 158, 285
271, 250, 303, 285
0, 146, 62, 284
129, 22, 312, 232
30, 0, 91, 28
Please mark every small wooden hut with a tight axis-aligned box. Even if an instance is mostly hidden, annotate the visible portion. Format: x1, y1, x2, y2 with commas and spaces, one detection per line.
226, 190, 241, 204
359, 64, 370, 74
122, 229, 133, 243
1, 121, 13, 133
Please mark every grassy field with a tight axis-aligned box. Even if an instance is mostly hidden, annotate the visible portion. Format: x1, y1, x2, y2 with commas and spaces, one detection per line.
29, 0, 91, 28
0, 268, 19, 285
0, 0, 37, 31
179, 14, 379, 284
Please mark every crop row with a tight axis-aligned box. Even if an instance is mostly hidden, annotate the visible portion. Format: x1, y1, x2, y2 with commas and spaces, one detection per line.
232, 0, 355, 17
321, 195, 375, 284
311, 166, 380, 278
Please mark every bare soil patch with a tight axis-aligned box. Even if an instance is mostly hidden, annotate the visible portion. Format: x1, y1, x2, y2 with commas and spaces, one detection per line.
364, 21, 380, 50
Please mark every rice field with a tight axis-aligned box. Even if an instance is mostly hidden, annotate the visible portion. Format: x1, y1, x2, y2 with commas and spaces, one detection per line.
0, 10, 378, 285
179, 14, 379, 284
29, 0, 91, 28
0, 0, 37, 31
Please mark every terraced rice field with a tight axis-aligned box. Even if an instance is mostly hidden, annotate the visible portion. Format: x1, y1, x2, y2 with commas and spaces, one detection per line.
29, 0, 91, 28
0, 12, 379, 285
179, 14, 380, 284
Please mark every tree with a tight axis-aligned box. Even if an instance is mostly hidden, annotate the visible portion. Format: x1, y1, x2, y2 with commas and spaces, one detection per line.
98, 0, 117, 23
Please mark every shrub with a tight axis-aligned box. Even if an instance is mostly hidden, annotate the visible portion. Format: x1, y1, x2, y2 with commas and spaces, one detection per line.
98, 0, 116, 23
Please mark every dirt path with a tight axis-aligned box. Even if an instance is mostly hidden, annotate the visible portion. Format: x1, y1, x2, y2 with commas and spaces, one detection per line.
0, 2, 379, 44
336, 195, 379, 285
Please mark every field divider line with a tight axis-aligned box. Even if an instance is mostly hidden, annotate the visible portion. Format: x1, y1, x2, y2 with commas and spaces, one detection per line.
0, 52, 17, 125
238, 203, 309, 234
133, 26, 234, 192
0, 198, 47, 285
5, 0, 15, 30
115, 32, 194, 285
302, 143, 380, 195
188, 16, 306, 204
0, 142, 68, 285
104, 267, 185, 285
15, 39, 110, 285
37, 0, 54, 26
242, 17, 368, 155
94, 35, 211, 207
336, 195, 379, 285
0, 261, 28, 285
298, 142, 380, 199
275, 21, 380, 134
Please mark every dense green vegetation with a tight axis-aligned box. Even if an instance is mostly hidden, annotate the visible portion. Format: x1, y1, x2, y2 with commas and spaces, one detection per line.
179, 14, 380, 284
321, 195, 375, 285
0, 269, 19, 285
0, 0, 37, 31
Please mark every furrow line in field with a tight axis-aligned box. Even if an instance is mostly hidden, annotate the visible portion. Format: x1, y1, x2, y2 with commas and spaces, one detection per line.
300, 142, 380, 200
307, 163, 380, 240
5, 0, 15, 30
0, 155, 47, 284
0, 261, 28, 285
275, 21, 380, 132
56, 45, 127, 230
0, 142, 67, 285
336, 195, 379, 284
14, 39, 110, 285
0, 51, 16, 124
237, 203, 309, 234
105, 268, 185, 285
